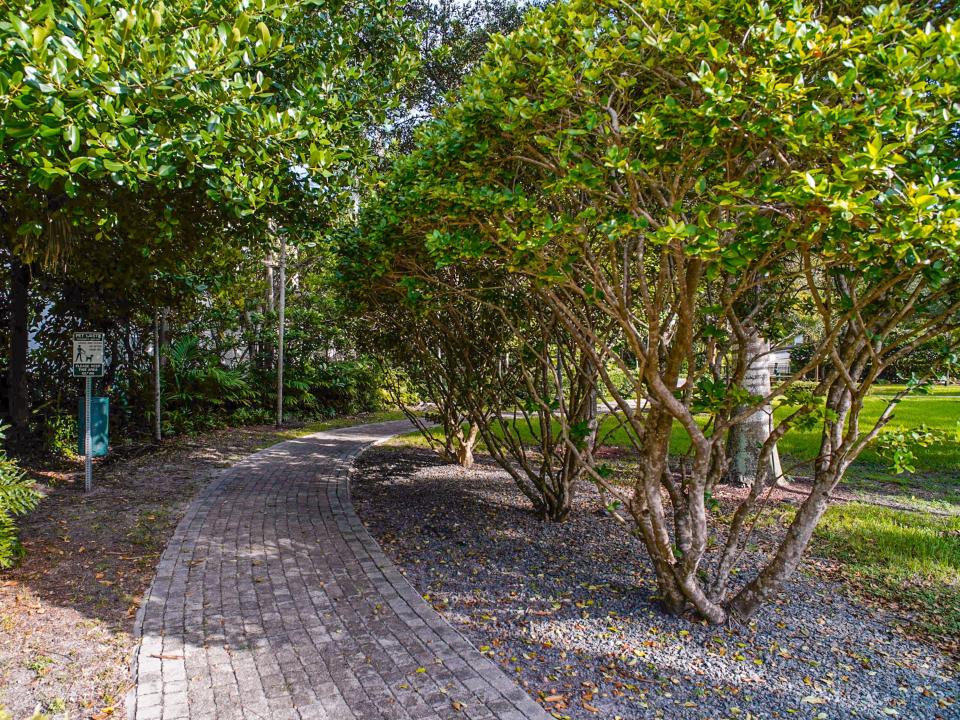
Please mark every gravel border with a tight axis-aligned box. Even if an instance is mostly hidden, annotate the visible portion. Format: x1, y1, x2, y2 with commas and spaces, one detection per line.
351, 446, 958, 720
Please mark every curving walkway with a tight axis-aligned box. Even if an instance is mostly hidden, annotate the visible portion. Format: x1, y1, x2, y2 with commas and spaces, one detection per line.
130, 421, 549, 720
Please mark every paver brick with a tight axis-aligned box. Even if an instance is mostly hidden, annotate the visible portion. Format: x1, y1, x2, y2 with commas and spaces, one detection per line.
130, 421, 549, 720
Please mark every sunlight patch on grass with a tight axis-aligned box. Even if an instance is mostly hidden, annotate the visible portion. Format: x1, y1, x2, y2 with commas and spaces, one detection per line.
812, 503, 960, 642
279, 409, 409, 439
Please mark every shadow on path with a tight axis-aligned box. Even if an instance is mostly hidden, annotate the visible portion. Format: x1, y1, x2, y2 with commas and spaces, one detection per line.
129, 420, 549, 720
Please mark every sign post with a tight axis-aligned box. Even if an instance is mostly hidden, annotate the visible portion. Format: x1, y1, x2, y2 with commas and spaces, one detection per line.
73, 332, 104, 492
84, 375, 92, 491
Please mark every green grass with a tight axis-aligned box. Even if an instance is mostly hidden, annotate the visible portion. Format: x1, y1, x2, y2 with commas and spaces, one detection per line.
812, 503, 960, 643
601, 391, 960, 485
277, 409, 409, 440
650, 394, 960, 478
396, 389, 960, 486
868, 384, 960, 397
776, 395, 960, 475
387, 426, 439, 449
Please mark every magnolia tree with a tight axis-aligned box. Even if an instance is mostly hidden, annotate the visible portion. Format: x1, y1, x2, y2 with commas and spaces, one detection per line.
380, 0, 960, 621
0, 0, 416, 438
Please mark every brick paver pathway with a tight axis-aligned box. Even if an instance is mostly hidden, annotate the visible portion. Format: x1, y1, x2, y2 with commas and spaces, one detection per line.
130, 421, 549, 720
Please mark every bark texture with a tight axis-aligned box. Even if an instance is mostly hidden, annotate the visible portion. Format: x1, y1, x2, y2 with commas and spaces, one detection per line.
726, 330, 781, 486
7, 258, 31, 437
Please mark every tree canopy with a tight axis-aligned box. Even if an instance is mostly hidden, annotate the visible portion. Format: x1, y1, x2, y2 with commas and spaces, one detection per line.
343, 0, 960, 621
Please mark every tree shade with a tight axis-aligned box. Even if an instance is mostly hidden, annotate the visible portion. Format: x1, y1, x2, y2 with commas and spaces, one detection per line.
344, 0, 960, 621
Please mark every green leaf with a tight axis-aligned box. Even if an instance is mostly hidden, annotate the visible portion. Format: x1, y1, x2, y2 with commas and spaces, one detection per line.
64, 125, 80, 152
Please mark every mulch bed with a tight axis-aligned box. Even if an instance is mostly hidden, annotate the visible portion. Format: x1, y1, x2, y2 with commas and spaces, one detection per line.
0, 425, 293, 720
351, 446, 959, 720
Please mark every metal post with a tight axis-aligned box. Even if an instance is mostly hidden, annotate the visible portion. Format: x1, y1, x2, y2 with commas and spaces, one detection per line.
153, 312, 162, 442
84, 375, 93, 492
276, 235, 286, 429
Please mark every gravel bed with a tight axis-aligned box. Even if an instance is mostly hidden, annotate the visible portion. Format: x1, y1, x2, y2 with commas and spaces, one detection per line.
351, 446, 958, 720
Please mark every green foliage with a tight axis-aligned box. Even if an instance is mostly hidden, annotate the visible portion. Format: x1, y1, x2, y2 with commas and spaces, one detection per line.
873, 423, 960, 475
309, 359, 385, 416
602, 362, 633, 397
159, 335, 252, 434
396, 0, 959, 272
349, 0, 960, 619
38, 411, 77, 459
0, 425, 40, 568
155, 331, 384, 433
878, 335, 960, 384
0, 0, 417, 246
165, 336, 252, 407
267, 359, 385, 419
0, 0, 420, 453
229, 406, 274, 426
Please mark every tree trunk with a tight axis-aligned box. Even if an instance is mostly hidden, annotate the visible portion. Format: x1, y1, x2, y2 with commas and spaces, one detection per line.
265, 252, 275, 314
455, 421, 479, 469
728, 484, 831, 619
263, 253, 275, 370
106, 332, 119, 388
726, 330, 781, 485
243, 310, 258, 365
153, 312, 162, 442
123, 320, 136, 376
159, 309, 170, 368
7, 258, 30, 438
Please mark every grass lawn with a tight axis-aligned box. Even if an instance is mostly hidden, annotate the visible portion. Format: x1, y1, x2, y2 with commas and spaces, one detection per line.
812, 502, 960, 646
420, 391, 960, 483
868, 384, 960, 397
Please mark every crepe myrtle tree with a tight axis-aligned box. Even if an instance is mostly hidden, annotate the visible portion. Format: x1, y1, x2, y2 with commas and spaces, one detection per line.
335, 211, 504, 469
339, 191, 603, 519
392, 0, 960, 621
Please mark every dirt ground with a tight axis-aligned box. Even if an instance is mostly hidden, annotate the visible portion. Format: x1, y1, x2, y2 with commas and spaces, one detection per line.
0, 425, 295, 720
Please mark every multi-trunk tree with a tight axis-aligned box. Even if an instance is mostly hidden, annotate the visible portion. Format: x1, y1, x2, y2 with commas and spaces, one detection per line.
355, 0, 960, 621
339, 192, 604, 519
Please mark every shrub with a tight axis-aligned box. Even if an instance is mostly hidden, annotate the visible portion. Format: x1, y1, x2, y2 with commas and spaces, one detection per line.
0, 426, 41, 568
39, 411, 78, 459
229, 407, 275, 426
310, 359, 385, 415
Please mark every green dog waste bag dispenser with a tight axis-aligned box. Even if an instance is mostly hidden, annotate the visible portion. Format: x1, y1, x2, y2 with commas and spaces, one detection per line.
78, 396, 109, 457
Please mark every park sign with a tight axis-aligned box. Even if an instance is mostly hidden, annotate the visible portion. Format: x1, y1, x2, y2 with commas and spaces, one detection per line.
73, 331, 105, 492
73, 332, 105, 378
